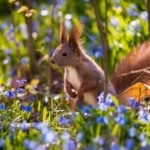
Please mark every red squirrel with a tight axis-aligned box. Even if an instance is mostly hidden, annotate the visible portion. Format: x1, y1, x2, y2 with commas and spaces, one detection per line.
51, 22, 150, 108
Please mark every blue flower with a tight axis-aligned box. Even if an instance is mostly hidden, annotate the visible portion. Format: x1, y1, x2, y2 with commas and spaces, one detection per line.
21, 57, 28, 65
98, 102, 108, 111
0, 104, 5, 111
44, 36, 51, 43
105, 93, 115, 106
16, 79, 27, 86
24, 139, 38, 150
81, 105, 92, 115
139, 132, 145, 142
126, 4, 138, 17
125, 139, 135, 150
41, 130, 58, 144
140, 11, 148, 21
116, 105, 126, 114
58, 116, 71, 126
140, 144, 150, 150
96, 116, 109, 125
29, 95, 35, 102
128, 97, 139, 109
16, 88, 24, 94
115, 114, 127, 126
33, 122, 48, 130
138, 108, 150, 122
2, 91, 15, 99
94, 45, 103, 58
63, 139, 77, 150
110, 142, 120, 150
5, 48, 12, 56
20, 105, 32, 113
18, 121, 30, 131
61, 131, 71, 141
128, 127, 136, 138
0, 139, 4, 148
9, 133, 14, 140
110, 17, 120, 27
93, 136, 105, 146
20, 104, 25, 111
25, 105, 32, 113
76, 132, 83, 142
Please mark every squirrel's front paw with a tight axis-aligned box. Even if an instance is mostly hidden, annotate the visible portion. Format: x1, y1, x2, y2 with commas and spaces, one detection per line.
69, 91, 77, 98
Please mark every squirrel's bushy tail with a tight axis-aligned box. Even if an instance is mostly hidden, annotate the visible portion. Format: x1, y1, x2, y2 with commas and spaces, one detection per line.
111, 41, 150, 95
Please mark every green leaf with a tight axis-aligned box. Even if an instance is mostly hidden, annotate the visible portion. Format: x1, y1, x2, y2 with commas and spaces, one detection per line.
112, 124, 120, 137
42, 106, 47, 121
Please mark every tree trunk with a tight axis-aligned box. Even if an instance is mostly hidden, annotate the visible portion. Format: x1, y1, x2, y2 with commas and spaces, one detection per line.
25, 0, 37, 78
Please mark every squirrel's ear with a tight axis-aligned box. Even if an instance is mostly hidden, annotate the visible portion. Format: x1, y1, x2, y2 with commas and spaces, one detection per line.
60, 21, 67, 43
68, 23, 83, 55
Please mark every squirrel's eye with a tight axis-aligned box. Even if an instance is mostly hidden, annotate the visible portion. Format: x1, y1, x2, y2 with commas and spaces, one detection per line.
62, 52, 67, 56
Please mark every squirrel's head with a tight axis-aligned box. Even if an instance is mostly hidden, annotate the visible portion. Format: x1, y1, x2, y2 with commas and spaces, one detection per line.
51, 21, 83, 67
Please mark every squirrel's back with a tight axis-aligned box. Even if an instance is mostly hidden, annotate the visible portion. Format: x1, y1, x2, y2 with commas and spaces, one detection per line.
111, 41, 150, 95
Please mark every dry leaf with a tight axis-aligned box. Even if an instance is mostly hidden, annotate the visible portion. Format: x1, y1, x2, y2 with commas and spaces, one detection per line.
17, 5, 28, 13
117, 82, 150, 104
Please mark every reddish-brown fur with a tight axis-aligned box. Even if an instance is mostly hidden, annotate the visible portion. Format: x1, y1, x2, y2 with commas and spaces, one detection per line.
51, 22, 115, 108
111, 42, 150, 95
51, 22, 150, 108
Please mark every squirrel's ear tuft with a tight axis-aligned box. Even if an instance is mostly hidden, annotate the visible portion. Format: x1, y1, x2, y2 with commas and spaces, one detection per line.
60, 21, 67, 43
68, 22, 83, 44
68, 22, 83, 56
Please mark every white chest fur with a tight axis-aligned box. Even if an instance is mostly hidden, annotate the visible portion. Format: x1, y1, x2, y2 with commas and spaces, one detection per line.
65, 67, 81, 90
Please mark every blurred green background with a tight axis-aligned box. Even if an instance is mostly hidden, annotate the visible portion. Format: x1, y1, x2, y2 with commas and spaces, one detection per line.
0, 0, 148, 92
